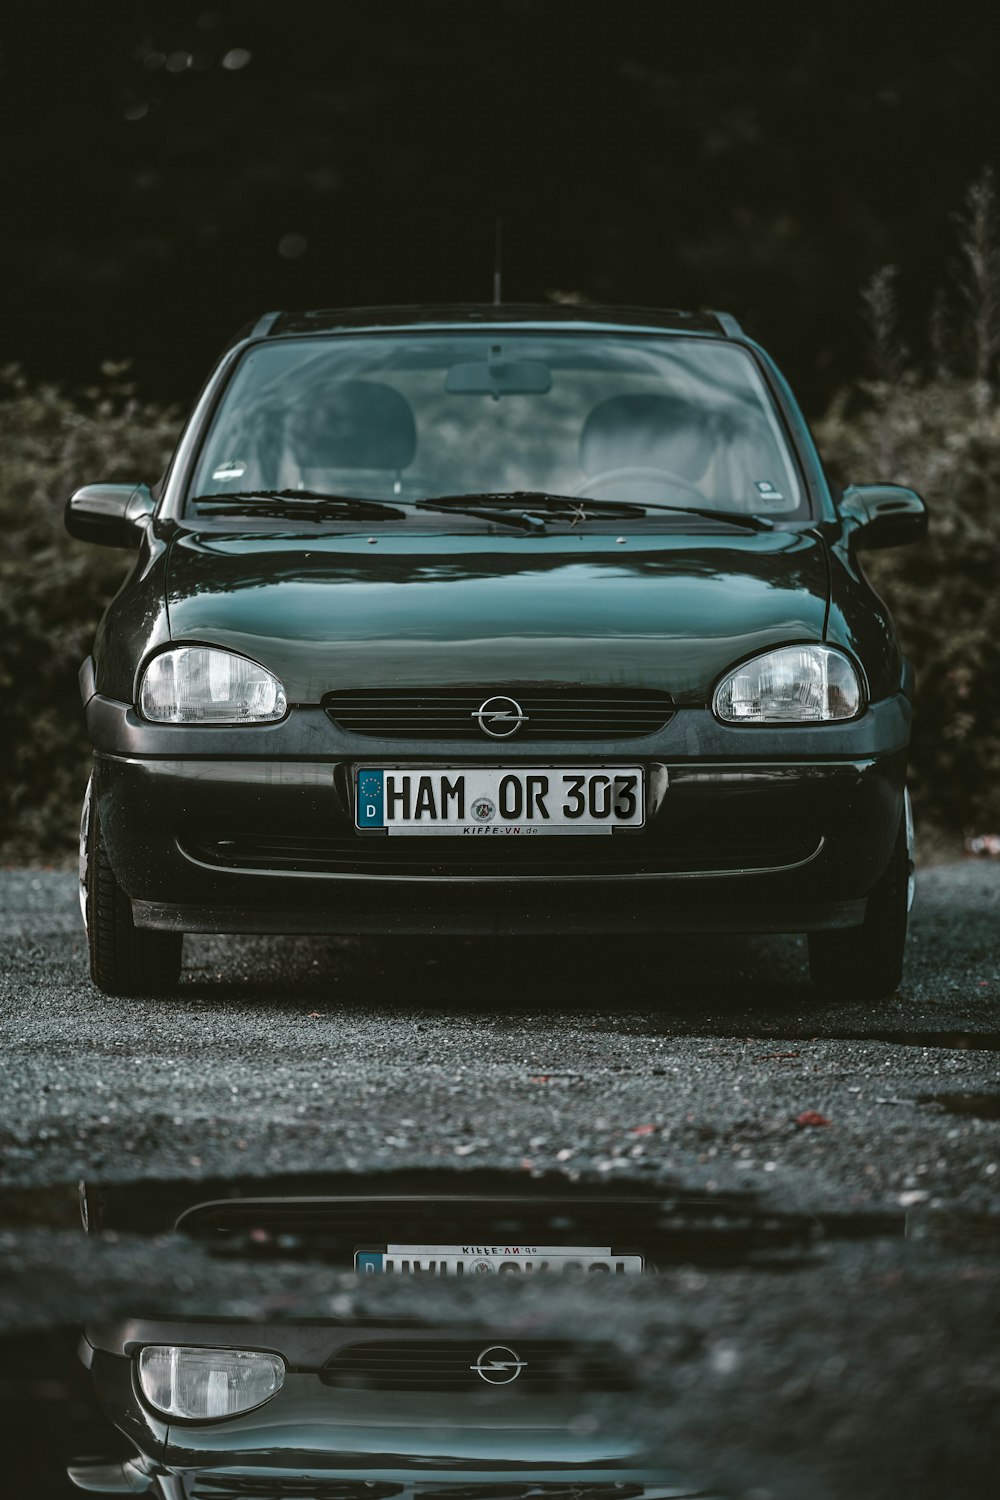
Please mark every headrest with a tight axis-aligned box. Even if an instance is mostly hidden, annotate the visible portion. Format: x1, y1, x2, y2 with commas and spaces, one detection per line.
579, 393, 712, 482
290, 379, 416, 471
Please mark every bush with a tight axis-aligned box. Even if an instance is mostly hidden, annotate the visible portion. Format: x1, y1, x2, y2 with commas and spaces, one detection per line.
816, 377, 1000, 838
0, 365, 180, 861
815, 171, 1000, 843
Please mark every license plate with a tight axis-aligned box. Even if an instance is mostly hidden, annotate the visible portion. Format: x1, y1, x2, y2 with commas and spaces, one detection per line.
355, 767, 644, 834
355, 1244, 643, 1275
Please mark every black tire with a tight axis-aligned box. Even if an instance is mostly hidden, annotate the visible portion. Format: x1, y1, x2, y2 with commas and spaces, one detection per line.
84, 790, 183, 996
808, 818, 909, 1002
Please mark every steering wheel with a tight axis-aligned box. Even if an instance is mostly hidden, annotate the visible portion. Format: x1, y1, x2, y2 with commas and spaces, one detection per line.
571, 465, 705, 504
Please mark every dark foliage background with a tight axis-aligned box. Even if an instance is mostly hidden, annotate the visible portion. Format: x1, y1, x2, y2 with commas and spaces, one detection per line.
0, 369, 180, 857
1, 0, 999, 858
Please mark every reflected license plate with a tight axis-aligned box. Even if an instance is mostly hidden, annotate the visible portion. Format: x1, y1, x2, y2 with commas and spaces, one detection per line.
356, 767, 644, 834
355, 1244, 643, 1275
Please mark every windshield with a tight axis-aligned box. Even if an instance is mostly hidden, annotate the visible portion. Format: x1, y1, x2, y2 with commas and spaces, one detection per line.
188, 331, 806, 518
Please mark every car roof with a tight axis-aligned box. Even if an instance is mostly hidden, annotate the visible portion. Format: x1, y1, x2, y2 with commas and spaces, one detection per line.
248, 303, 744, 341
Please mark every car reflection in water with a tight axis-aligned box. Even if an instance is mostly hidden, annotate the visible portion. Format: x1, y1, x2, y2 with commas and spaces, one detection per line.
67, 1176, 832, 1499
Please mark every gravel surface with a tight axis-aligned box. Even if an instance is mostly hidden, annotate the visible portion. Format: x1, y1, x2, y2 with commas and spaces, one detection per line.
0, 862, 998, 1500
1, 863, 998, 1205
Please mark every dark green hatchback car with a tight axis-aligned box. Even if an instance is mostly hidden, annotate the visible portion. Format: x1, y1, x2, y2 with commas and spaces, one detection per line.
68, 304, 927, 999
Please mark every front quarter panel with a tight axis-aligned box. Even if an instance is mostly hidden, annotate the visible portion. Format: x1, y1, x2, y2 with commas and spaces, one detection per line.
824, 530, 903, 701
88, 1348, 169, 1466
91, 521, 173, 703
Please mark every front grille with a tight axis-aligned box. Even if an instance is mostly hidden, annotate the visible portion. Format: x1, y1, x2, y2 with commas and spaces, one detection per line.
186, 831, 819, 879
321, 1338, 633, 1393
325, 688, 674, 741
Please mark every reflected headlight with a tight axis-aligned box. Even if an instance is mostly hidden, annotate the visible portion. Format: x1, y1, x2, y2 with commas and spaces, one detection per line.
713, 645, 863, 724
139, 647, 287, 724
137, 1345, 285, 1420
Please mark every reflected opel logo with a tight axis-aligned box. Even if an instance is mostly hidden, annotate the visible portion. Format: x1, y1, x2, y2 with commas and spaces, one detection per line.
473, 695, 528, 739
471, 1344, 526, 1384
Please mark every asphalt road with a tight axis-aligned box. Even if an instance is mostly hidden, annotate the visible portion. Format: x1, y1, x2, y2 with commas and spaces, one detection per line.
1, 861, 998, 1500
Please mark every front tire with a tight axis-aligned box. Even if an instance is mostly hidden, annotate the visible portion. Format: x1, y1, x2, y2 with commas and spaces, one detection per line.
81, 777, 183, 996
807, 809, 911, 1003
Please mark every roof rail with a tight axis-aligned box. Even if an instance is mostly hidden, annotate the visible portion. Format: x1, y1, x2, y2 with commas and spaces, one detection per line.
248, 309, 282, 338
710, 310, 744, 339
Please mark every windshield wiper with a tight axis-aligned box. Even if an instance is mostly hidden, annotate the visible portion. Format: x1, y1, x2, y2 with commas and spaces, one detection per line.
194, 489, 547, 530
189, 490, 409, 521
628, 501, 775, 531
418, 491, 775, 532
419, 491, 629, 533
415, 495, 550, 532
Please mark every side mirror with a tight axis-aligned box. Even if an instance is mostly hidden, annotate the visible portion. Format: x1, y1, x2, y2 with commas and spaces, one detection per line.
65, 483, 155, 549
839, 483, 928, 550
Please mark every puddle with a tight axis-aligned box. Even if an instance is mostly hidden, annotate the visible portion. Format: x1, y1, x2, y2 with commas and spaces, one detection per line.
925, 1210, 1000, 1250
15, 1168, 1000, 1265
919, 1090, 1000, 1120
741, 1030, 1000, 1052
810, 1210, 907, 1240
0, 1172, 740, 1499
0, 1326, 135, 1500
0, 1169, 822, 1270
0, 1182, 82, 1232
1, 1168, 961, 1266
831, 1030, 1000, 1051
0, 1173, 995, 1500
12, 1166, 1000, 1300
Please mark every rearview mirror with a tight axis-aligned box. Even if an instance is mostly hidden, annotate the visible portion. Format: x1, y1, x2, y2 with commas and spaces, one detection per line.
445, 359, 552, 397
64, 483, 155, 548
839, 483, 928, 549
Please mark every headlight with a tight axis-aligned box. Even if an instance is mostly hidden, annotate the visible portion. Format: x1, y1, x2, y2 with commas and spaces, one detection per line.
137, 1345, 285, 1420
139, 647, 287, 724
713, 645, 863, 724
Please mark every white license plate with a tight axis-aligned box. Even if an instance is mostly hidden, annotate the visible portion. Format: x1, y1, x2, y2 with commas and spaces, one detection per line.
355, 1244, 643, 1275
355, 767, 644, 834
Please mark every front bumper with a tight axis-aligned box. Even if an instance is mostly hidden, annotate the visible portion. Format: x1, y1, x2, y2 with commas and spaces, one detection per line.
87, 694, 910, 937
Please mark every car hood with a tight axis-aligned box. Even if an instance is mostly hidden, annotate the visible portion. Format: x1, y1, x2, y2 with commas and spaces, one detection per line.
165, 528, 829, 704
162, 1383, 657, 1471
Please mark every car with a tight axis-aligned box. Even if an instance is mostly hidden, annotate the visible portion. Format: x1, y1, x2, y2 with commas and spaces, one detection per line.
66, 1180, 789, 1500
67, 303, 927, 999
70, 1304, 711, 1500
71, 1314, 697, 1500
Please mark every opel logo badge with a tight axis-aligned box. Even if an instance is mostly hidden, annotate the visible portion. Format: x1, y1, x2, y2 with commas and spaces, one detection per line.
471, 1344, 526, 1384
473, 695, 528, 739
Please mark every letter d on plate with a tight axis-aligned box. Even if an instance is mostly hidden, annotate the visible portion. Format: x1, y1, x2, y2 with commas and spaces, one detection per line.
357, 771, 385, 827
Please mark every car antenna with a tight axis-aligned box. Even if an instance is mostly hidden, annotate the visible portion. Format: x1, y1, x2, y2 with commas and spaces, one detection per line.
493, 216, 503, 305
